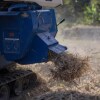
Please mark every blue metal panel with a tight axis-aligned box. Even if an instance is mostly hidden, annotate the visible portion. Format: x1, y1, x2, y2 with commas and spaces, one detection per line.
35, 9, 57, 36
16, 32, 66, 64
17, 34, 48, 64
0, 12, 35, 60
0, 2, 67, 65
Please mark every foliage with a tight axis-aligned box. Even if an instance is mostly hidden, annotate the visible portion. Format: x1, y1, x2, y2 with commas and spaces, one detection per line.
84, 1, 100, 24
63, 0, 90, 11
63, 0, 100, 25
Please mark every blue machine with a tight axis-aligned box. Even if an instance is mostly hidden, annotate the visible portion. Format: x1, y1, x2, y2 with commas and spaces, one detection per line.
0, 2, 67, 64
0, 2, 67, 99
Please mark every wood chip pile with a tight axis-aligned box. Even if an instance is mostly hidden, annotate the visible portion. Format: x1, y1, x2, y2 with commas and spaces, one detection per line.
49, 52, 89, 81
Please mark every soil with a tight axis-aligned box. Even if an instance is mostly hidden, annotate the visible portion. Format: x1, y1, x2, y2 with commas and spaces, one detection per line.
11, 25, 100, 100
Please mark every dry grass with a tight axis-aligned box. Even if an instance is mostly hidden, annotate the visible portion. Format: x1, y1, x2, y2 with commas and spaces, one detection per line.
49, 52, 89, 81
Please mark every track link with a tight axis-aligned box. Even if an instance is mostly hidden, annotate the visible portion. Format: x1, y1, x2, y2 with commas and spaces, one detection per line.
0, 70, 32, 86
0, 69, 36, 100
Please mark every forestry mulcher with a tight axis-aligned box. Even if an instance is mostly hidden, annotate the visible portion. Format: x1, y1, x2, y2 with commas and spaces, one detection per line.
0, 0, 67, 99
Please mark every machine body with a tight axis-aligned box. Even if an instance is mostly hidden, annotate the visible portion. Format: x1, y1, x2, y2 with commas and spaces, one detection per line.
0, 1, 67, 65
0, 1, 67, 99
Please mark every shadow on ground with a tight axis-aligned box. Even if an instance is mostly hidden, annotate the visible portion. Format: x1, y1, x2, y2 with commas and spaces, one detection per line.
11, 73, 50, 100
33, 90, 100, 100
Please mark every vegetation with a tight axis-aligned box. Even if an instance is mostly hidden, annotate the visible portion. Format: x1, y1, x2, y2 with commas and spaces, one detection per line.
84, 1, 100, 24
63, 0, 100, 25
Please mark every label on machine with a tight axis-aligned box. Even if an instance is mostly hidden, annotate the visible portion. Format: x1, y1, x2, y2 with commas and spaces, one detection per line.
3, 31, 20, 54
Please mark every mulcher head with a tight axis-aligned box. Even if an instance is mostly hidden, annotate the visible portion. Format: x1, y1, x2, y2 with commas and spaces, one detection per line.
0, 2, 67, 64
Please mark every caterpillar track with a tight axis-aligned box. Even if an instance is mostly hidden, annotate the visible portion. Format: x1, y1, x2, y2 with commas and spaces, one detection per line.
0, 64, 37, 100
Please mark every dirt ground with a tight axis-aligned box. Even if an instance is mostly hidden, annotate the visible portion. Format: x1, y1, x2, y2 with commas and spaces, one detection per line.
11, 26, 100, 100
